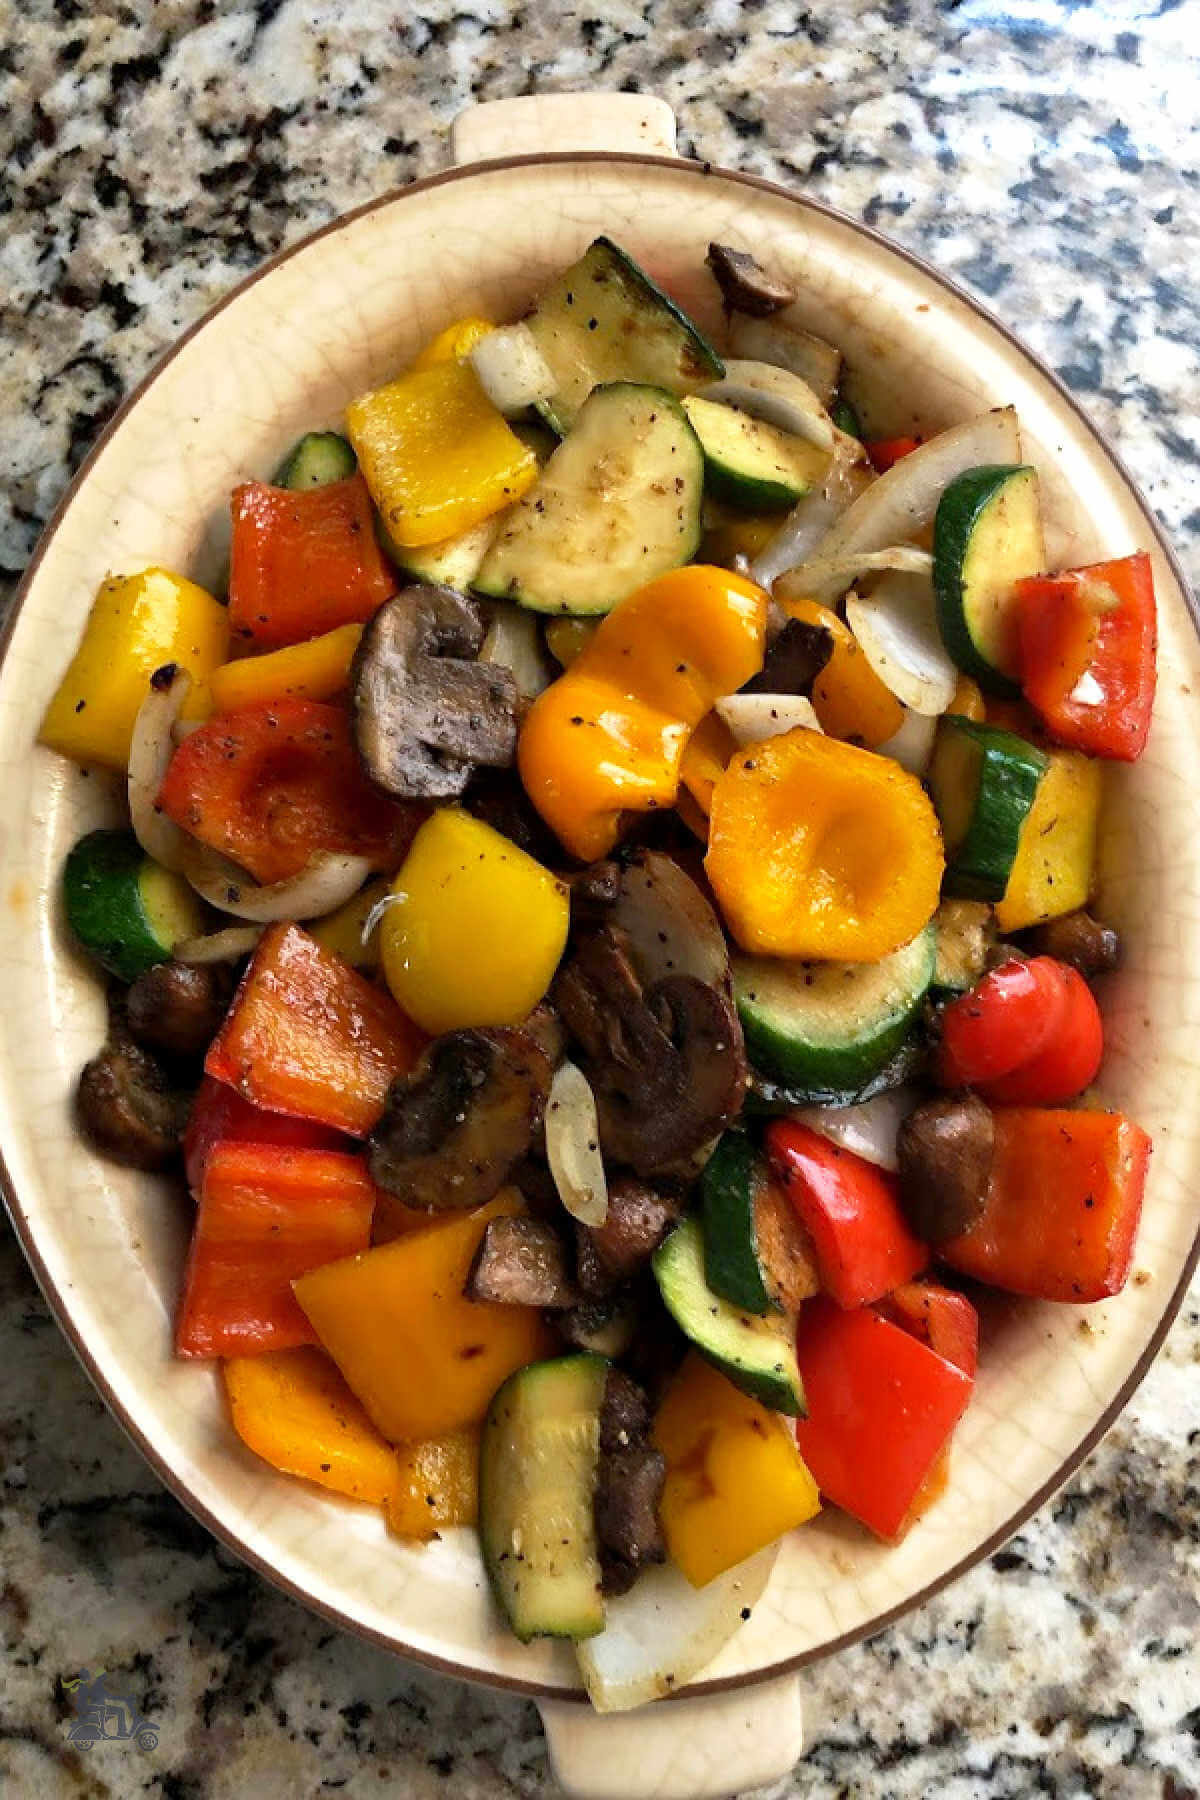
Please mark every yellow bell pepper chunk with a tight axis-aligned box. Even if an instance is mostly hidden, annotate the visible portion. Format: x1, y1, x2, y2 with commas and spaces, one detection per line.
699, 504, 783, 570
223, 1346, 399, 1506
706, 728, 944, 960
653, 1354, 821, 1587
679, 709, 738, 818
293, 1193, 553, 1444
518, 566, 768, 862
39, 567, 229, 771
208, 623, 362, 713
310, 875, 389, 973
782, 596, 903, 749
544, 616, 599, 670
346, 359, 538, 549
385, 1429, 480, 1540
411, 315, 495, 370
994, 748, 1101, 931
949, 673, 987, 722
378, 809, 569, 1034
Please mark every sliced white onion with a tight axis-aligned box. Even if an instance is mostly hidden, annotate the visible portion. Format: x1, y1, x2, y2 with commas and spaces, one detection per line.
469, 324, 555, 415
715, 692, 822, 746
611, 851, 730, 990
775, 544, 932, 598
875, 705, 940, 775
174, 925, 264, 964
727, 314, 842, 407
788, 408, 1022, 606
577, 1544, 780, 1714
700, 359, 835, 453
128, 666, 192, 873
749, 433, 869, 589
480, 604, 554, 699
182, 843, 373, 922
796, 1085, 921, 1173
845, 573, 959, 716
545, 1059, 608, 1227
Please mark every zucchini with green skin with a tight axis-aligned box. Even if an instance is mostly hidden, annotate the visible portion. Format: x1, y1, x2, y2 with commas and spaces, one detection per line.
653, 1217, 806, 1415
929, 716, 1048, 901
479, 1354, 609, 1644
64, 829, 205, 983
523, 238, 723, 435
273, 431, 357, 490
702, 1131, 818, 1315
744, 1038, 926, 1115
733, 927, 936, 1099
474, 383, 704, 615
933, 464, 1044, 692
383, 516, 500, 591
682, 396, 828, 512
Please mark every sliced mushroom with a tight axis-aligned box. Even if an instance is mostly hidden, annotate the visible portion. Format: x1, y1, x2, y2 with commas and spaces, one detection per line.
576, 1177, 682, 1296
518, 1002, 567, 1068
595, 1369, 666, 1597
1019, 910, 1122, 978
76, 1015, 191, 1171
353, 585, 519, 799
552, 926, 747, 1177
896, 1093, 995, 1245
742, 618, 834, 698
706, 243, 797, 317
599, 1368, 653, 1452
367, 1026, 552, 1211
125, 960, 236, 1061
466, 1215, 578, 1308
568, 860, 623, 925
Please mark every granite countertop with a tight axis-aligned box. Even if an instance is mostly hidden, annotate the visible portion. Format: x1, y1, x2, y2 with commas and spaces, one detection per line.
2, 3, 1198, 1796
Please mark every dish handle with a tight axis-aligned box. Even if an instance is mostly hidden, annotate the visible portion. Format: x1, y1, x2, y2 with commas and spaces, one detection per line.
537, 1674, 805, 1800
450, 93, 678, 164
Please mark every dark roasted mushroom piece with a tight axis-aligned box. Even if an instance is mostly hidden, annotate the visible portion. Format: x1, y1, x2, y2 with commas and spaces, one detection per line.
466, 1215, 578, 1308
742, 618, 835, 698
576, 1177, 682, 1297
552, 925, 747, 1178
556, 1295, 637, 1359
125, 960, 236, 1060
567, 860, 623, 926
353, 585, 519, 799
706, 242, 797, 317
594, 1369, 666, 1597
367, 1027, 552, 1212
1019, 909, 1122, 978
77, 1017, 191, 1171
896, 1093, 995, 1245
463, 766, 563, 863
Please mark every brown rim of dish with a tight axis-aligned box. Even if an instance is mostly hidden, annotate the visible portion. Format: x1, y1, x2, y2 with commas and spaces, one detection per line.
1, 150, 1197, 1706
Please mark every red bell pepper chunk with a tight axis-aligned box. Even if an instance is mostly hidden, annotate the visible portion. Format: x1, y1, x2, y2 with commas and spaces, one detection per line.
794, 1299, 974, 1540
176, 1141, 376, 1357
158, 698, 420, 886
206, 923, 425, 1137
766, 1121, 927, 1309
936, 956, 1103, 1105
183, 1074, 349, 1195
1017, 552, 1156, 762
876, 1280, 979, 1378
228, 474, 396, 649
864, 436, 922, 473
939, 1107, 1150, 1302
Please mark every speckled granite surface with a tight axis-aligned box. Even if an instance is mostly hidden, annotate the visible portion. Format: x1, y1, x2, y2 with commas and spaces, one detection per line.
1, 3, 1198, 1796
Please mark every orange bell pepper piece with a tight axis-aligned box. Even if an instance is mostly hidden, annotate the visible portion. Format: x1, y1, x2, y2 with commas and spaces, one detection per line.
293, 1192, 553, 1444
678, 709, 738, 818
224, 1346, 400, 1505
205, 923, 425, 1137
706, 729, 944, 961
781, 597, 903, 748
228, 474, 396, 649
176, 1142, 376, 1357
518, 566, 767, 860
208, 624, 362, 713
385, 1430, 480, 1539
938, 1108, 1150, 1302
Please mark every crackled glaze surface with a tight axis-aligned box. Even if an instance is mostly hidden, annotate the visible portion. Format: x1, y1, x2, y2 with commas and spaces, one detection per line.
2, 8, 1198, 1798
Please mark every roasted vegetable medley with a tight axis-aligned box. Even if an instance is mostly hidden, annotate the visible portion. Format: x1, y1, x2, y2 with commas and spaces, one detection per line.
41, 235, 1157, 1711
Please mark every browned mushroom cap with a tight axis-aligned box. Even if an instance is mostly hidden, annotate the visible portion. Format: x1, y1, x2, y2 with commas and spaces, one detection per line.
742, 618, 835, 698
1019, 909, 1122, 978
896, 1093, 995, 1245
367, 1027, 552, 1212
576, 1177, 682, 1296
77, 1024, 191, 1171
706, 243, 797, 317
352, 585, 519, 799
552, 925, 747, 1177
125, 960, 236, 1061
595, 1369, 666, 1596
466, 1215, 578, 1308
